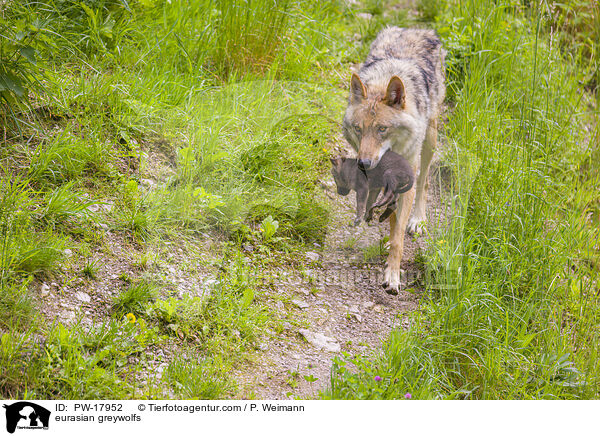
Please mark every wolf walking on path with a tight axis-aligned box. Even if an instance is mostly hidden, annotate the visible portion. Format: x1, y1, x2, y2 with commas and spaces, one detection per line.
342, 27, 446, 293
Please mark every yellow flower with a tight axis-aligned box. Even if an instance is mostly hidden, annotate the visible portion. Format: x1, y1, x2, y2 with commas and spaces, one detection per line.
437, 239, 446, 245
125, 313, 136, 324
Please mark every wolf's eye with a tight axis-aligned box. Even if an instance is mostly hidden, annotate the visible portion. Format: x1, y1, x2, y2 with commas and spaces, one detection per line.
353, 125, 362, 134
378, 126, 388, 133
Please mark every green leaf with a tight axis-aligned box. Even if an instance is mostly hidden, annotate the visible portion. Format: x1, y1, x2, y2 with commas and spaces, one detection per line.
241, 288, 254, 309
119, 0, 132, 12
0, 71, 26, 97
80, 3, 96, 21
261, 215, 279, 240
19, 46, 36, 64
519, 333, 537, 348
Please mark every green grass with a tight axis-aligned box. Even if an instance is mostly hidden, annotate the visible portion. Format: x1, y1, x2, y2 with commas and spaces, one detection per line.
1, 0, 597, 400
112, 280, 158, 317
0, 0, 364, 400
164, 356, 235, 399
324, 0, 599, 400
362, 237, 388, 263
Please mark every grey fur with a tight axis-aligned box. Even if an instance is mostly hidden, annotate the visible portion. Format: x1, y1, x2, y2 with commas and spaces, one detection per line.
342, 27, 445, 167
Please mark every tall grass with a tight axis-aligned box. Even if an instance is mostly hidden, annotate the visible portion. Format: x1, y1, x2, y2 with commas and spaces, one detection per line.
325, 0, 599, 399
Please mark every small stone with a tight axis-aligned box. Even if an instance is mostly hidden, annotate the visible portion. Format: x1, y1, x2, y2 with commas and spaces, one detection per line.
75, 291, 91, 303
357, 12, 372, 20
351, 313, 363, 323
87, 204, 101, 213
282, 322, 293, 330
305, 251, 320, 262
363, 301, 375, 309
299, 329, 340, 353
40, 283, 51, 297
349, 305, 360, 314
64, 249, 73, 257
60, 310, 75, 321
373, 304, 384, 313
292, 299, 309, 309
99, 223, 109, 230
257, 343, 268, 351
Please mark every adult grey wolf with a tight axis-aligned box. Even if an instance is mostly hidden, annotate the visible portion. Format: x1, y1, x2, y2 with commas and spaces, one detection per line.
341, 27, 445, 294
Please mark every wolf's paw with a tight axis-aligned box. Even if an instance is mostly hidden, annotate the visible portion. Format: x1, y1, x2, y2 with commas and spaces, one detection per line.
407, 216, 426, 235
382, 265, 400, 295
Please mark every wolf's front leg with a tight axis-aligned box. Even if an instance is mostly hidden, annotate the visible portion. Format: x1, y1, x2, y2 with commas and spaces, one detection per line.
408, 120, 436, 235
383, 186, 415, 294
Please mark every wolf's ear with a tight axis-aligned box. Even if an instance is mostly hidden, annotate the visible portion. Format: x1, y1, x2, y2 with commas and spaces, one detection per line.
385, 76, 405, 109
350, 73, 367, 103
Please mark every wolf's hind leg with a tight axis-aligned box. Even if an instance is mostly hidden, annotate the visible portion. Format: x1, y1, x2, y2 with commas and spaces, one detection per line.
408, 119, 436, 235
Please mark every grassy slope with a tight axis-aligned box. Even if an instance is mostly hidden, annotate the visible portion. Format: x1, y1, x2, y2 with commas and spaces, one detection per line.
1, 0, 399, 399
325, 0, 599, 399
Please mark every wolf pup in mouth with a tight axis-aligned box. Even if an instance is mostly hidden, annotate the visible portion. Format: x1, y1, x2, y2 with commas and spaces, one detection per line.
341, 27, 445, 294
330, 150, 414, 227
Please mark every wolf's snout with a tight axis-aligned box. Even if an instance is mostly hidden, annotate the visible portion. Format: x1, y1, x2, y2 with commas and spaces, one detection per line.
357, 159, 371, 171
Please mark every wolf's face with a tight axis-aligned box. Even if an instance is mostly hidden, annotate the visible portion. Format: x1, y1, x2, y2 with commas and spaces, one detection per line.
330, 157, 352, 196
342, 74, 417, 170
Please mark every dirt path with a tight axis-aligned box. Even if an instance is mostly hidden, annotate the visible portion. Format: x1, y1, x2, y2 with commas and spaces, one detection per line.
234, 143, 445, 399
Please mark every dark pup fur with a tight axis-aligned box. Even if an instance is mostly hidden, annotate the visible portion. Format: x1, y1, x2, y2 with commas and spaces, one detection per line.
330, 150, 414, 226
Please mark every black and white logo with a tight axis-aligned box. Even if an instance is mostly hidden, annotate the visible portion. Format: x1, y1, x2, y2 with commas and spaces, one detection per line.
3, 402, 50, 434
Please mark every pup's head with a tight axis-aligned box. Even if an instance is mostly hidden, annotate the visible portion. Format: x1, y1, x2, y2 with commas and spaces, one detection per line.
342, 74, 413, 170
330, 157, 352, 196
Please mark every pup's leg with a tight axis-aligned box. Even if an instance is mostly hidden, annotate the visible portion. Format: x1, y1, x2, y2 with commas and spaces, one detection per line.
353, 189, 368, 226
408, 119, 437, 235
364, 189, 381, 222
383, 186, 415, 294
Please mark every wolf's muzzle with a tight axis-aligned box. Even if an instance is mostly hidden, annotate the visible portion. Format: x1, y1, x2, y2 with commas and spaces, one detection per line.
357, 159, 372, 171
